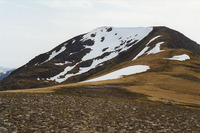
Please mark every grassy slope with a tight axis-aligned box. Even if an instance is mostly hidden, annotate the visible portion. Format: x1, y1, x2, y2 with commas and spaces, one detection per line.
1, 48, 199, 106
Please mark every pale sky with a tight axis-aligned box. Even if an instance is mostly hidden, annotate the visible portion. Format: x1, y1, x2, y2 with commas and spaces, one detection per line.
0, 0, 199, 68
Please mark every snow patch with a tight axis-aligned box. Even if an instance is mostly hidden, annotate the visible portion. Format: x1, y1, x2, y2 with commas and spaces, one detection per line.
54, 61, 70, 66
55, 63, 64, 66
146, 42, 165, 55
167, 54, 190, 61
47, 64, 76, 83
72, 39, 76, 44
83, 65, 150, 82
43, 46, 66, 63
78, 52, 117, 74
146, 35, 162, 46
132, 35, 162, 60
48, 53, 118, 83
132, 47, 149, 60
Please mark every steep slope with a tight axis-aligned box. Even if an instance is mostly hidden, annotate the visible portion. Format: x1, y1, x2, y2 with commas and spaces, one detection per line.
0, 26, 199, 90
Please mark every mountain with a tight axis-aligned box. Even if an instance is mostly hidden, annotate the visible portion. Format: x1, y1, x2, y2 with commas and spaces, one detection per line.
0, 66, 14, 81
0, 70, 13, 81
0, 26, 199, 90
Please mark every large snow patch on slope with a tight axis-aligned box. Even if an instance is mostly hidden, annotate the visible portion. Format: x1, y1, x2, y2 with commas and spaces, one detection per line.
81, 27, 153, 61
84, 65, 150, 82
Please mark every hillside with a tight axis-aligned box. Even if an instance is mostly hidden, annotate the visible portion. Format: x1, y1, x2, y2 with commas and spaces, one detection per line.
0, 26, 200, 132
0, 26, 199, 90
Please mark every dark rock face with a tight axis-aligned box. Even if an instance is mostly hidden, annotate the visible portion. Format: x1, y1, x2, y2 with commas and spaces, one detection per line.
0, 26, 199, 90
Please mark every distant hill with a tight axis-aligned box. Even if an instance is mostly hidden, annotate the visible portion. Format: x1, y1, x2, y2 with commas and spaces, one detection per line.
0, 66, 14, 81
0, 70, 13, 81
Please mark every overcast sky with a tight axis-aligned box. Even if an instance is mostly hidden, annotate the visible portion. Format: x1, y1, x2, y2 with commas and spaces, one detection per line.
0, 0, 199, 68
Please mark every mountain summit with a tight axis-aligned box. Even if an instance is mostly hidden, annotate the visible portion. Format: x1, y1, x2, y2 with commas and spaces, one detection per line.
0, 26, 199, 90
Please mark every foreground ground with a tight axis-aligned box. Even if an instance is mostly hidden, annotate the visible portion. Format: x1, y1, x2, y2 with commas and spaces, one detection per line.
0, 85, 200, 133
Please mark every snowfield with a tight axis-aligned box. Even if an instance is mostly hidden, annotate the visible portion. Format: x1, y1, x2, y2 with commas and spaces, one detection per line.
81, 27, 153, 61
167, 54, 190, 61
45, 27, 152, 83
83, 65, 150, 82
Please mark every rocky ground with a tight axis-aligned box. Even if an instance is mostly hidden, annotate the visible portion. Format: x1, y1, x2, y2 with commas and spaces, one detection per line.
0, 86, 200, 133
